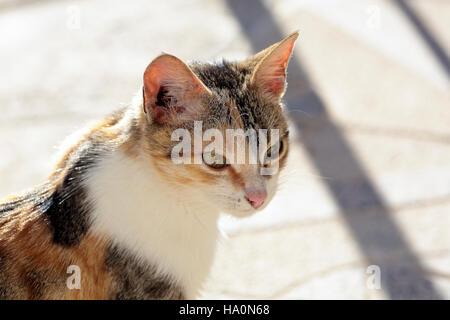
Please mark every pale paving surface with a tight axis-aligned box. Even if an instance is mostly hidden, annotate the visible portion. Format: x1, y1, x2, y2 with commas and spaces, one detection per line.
0, 0, 449, 299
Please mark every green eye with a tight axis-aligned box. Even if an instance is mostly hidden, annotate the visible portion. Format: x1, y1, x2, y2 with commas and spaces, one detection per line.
202, 152, 228, 170
264, 139, 286, 167
266, 140, 283, 158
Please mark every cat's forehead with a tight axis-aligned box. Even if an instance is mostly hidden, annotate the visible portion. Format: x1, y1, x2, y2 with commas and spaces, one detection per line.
191, 61, 287, 133
190, 61, 251, 92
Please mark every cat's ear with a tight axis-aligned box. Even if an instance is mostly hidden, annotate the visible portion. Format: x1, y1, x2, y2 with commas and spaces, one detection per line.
249, 31, 299, 100
143, 54, 212, 125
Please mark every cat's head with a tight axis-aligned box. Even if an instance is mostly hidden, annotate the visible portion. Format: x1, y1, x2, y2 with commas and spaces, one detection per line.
141, 32, 298, 217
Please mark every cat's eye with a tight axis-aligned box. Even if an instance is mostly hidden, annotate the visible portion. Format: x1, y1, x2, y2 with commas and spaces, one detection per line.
266, 140, 284, 158
202, 151, 228, 170
263, 139, 286, 166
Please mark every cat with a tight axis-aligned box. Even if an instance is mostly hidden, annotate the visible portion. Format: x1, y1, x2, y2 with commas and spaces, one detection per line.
0, 31, 298, 299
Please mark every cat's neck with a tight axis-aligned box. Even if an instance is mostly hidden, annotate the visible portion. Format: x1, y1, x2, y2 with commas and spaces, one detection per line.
84, 112, 220, 298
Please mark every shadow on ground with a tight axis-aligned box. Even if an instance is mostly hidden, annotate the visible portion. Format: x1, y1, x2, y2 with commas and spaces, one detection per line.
225, 0, 443, 299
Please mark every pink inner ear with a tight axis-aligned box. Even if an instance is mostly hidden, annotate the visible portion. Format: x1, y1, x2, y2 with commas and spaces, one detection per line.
143, 75, 167, 123
262, 60, 287, 94
143, 54, 211, 124
263, 77, 285, 95
255, 38, 296, 97
143, 59, 189, 124
260, 61, 287, 95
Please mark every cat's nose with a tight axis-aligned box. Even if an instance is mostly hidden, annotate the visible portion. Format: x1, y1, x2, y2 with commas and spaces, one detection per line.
245, 192, 267, 209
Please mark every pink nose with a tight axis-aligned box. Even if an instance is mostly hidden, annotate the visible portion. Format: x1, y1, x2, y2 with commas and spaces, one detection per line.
245, 192, 267, 209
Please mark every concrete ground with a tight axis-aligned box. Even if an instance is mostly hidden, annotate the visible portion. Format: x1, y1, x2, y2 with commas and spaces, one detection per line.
1, 0, 449, 299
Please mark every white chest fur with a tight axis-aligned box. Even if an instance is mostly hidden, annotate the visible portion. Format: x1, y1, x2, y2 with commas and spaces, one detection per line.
86, 151, 220, 298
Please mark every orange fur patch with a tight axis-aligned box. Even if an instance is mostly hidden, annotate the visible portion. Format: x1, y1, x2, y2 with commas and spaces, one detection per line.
0, 205, 112, 299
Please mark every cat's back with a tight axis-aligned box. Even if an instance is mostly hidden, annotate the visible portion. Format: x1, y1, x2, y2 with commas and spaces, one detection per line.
0, 186, 117, 299
0, 186, 59, 299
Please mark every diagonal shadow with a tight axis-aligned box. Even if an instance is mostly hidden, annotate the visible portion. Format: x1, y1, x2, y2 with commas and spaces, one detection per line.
394, 0, 450, 80
225, 0, 442, 299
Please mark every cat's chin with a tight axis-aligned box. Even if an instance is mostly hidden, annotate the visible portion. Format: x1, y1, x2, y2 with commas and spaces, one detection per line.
226, 208, 258, 218
224, 199, 273, 218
